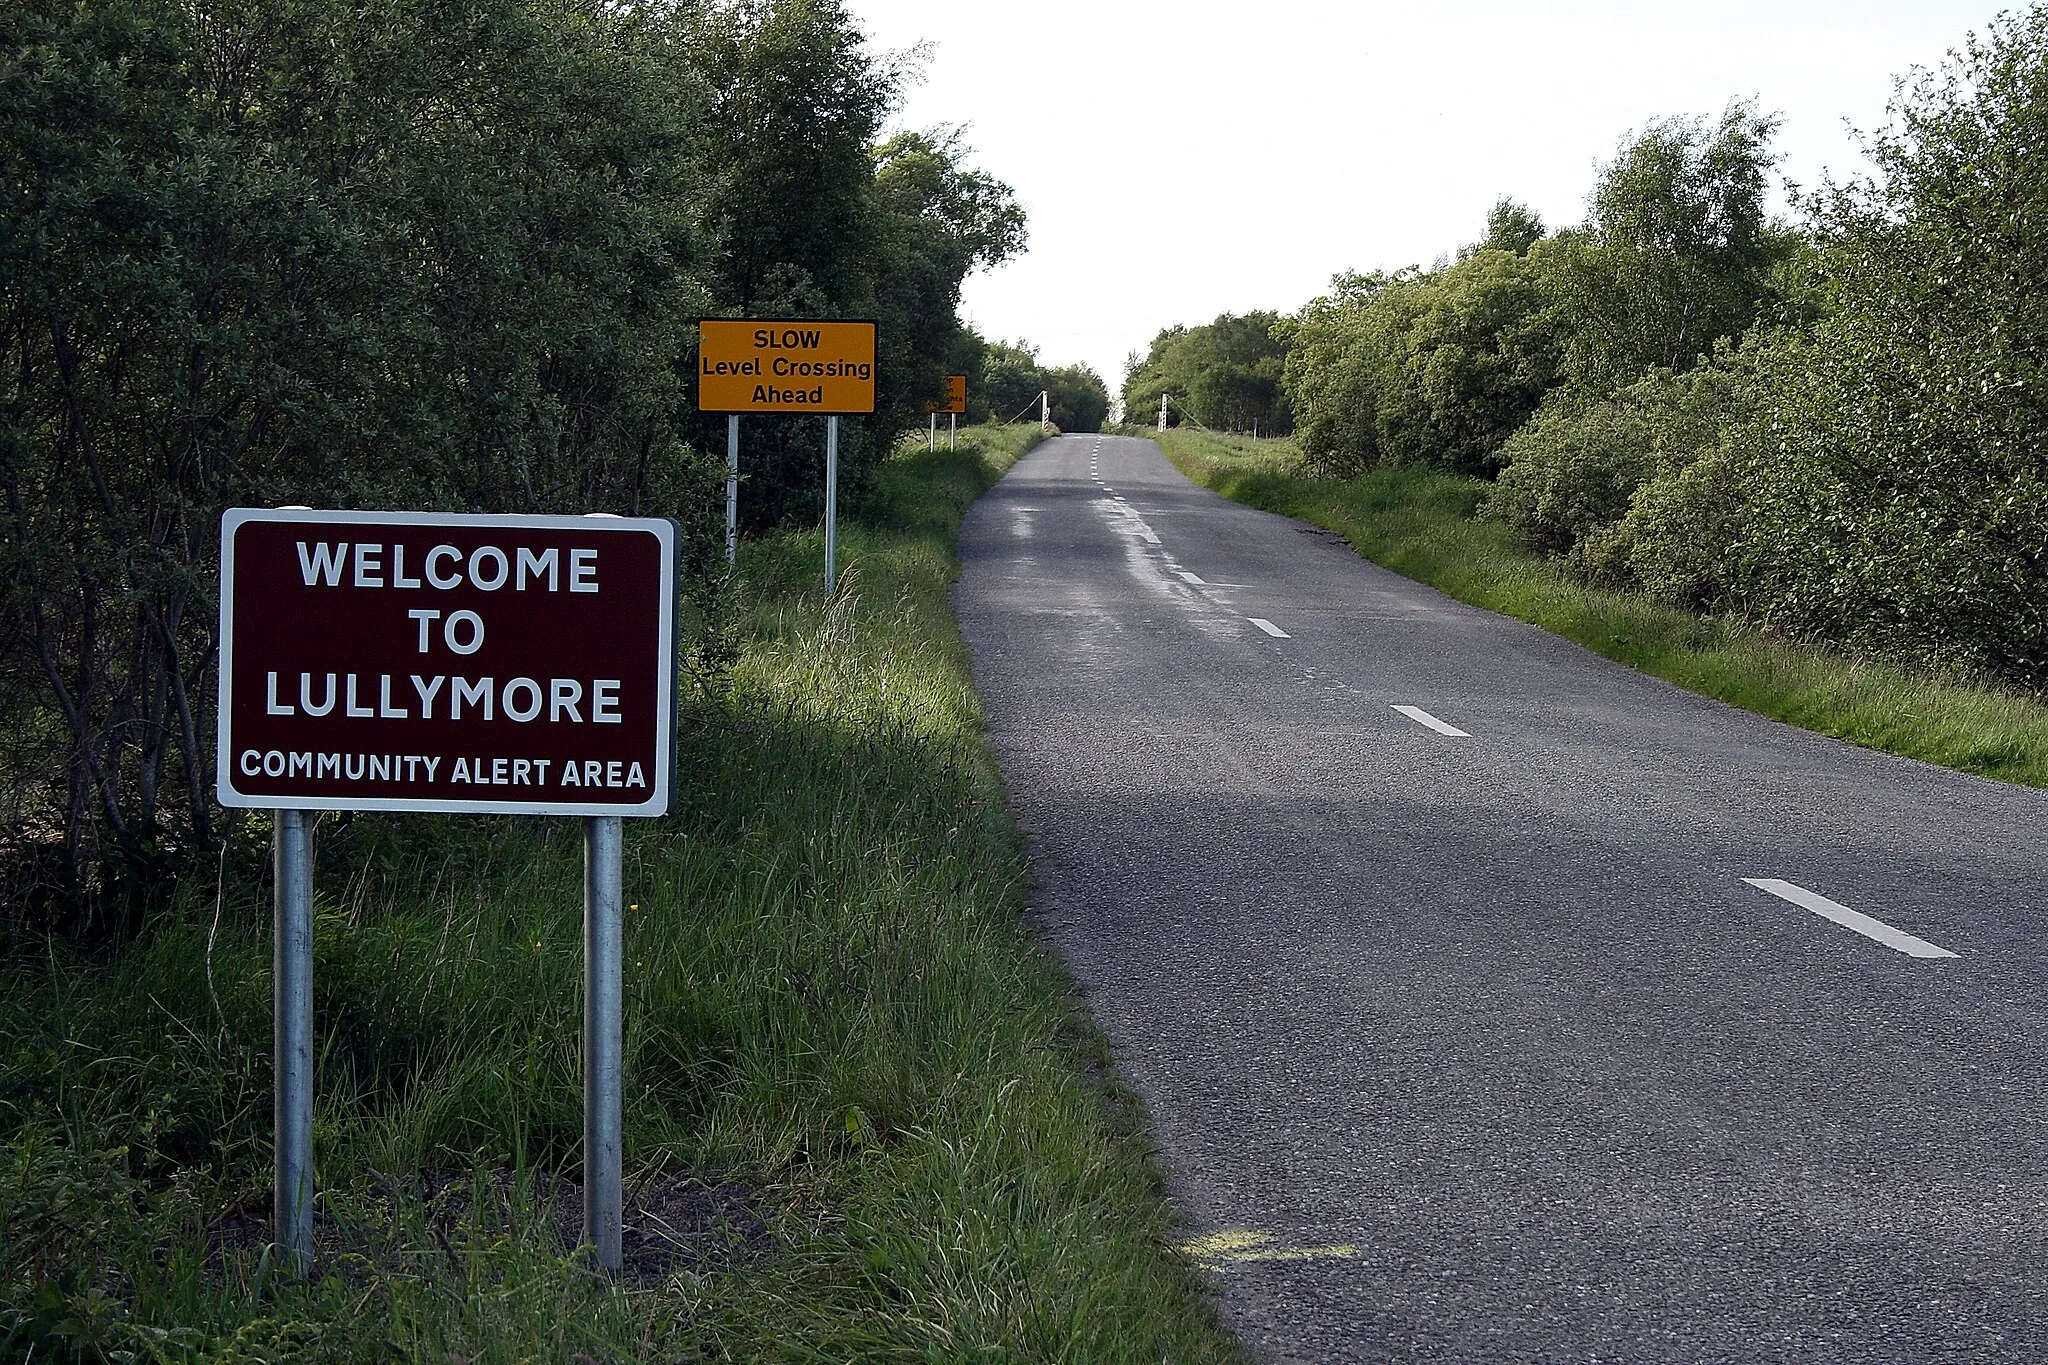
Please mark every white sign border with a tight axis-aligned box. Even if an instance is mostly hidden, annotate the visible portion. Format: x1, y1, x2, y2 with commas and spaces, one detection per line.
216, 507, 677, 818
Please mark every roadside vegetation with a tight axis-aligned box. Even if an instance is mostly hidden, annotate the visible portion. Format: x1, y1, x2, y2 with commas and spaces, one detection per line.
1159, 429, 2048, 789
0, 0, 1110, 933
978, 342, 1112, 432
1121, 314, 1292, 437
2, 424, 1245, 1361
1129, 6, 2048, 739
3, 0, 1207, 1355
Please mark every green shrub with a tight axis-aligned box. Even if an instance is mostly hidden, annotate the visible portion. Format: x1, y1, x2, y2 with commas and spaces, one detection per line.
1485, 387, 1659, 556
1726, 9, 2048, 686
1601, 440, 1745, 609
1487, 363, 1752, 590
1284, 248, 1560, 478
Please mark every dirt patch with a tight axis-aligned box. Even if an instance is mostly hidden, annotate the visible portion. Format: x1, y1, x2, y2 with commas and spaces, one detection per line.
205, 1166, 780, 1286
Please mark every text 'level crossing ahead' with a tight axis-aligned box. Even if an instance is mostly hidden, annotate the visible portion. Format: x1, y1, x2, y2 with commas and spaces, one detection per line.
696, 319, 876, 414
216, 509, 677, 816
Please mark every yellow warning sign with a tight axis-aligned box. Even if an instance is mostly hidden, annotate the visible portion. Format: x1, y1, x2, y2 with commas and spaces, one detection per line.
697, 319, 876, 414
928, 375, 967, 414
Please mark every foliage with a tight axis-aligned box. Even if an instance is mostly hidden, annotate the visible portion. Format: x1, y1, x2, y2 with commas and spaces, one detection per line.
0, 426, 1246, 1361
1283, 244, 1562, 477
0, 0, 1029, 926
868, 130, 1023, 444
1547, 101, 1791, 391
1121, 311, 1292, 434
1477, 12, 2048, 688
685, 6, 1026, 529
1475, 198, 1545, 256
1728, 8, 2048, 684
979, 342, 1110, 432
1279, 106, 1782, 483
1046, 363, 1113, 433
0, 0, 726, 933
1486, 360, 1755, 603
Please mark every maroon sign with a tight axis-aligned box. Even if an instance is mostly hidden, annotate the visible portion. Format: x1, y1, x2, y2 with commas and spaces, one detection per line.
217, 509, 676, 816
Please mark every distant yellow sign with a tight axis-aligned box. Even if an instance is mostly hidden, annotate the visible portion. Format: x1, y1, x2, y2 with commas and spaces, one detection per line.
697, 319, 876, 414
928, 375, 967, 415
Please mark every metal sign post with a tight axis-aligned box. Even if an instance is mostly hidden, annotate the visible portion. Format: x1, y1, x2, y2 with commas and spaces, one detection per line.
929, 376, 965, 453
218, 509, 677, 1277
583, 815, 623, 1269
273, 809, 313, 1276
725, 415, 739, 565
825, 415, 840, 594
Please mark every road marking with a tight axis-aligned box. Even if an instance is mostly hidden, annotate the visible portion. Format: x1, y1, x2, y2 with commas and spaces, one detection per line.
1392, 705, 1469, 736
1178, 571, 1206, 583
1179, 1229, 1358, 1273
1743, 878, 1959, 959
1249, 618, 1289, 638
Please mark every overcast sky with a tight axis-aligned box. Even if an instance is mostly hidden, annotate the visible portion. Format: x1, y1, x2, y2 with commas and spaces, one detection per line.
849, 0, 2006, 394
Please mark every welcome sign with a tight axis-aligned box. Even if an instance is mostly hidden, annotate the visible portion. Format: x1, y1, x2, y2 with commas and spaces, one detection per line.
216, 509, 676, 816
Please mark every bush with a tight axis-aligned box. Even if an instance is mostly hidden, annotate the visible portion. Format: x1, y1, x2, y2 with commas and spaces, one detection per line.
1726, 10, 2048, 685
1487, 363, 1751, 592
1284, 246, 1560, 478
1122, 312, 1292, 435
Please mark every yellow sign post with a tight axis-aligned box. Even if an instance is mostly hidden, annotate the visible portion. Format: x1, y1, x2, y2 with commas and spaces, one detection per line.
696, 319, 876, 414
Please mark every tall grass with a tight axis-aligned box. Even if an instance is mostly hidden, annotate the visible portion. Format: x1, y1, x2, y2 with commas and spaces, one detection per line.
1156, 428, 2048, 788
1, 425, 1244, 1362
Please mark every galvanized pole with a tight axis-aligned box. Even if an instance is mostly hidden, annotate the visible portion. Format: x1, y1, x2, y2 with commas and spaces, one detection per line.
273, 809, 314, 1278
929, 410, 936, 452
949, 412, 957, 451
725, 415, 739, 565
582, 815, 623, 1274
824, 415, 840, 594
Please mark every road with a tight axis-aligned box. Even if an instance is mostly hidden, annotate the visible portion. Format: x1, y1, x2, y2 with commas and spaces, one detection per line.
952, 433, 2048, 1363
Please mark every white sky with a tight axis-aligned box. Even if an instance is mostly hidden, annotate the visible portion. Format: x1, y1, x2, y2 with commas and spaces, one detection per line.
850, 0, 2005, 392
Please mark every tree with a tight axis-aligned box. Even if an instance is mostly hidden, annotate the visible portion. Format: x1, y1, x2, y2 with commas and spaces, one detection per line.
1548, 102, 1789, 390
1122, 312, 1292, 434
1478, 198, 1544, 256
0, 0, 844, 927
1282, 242, 1561, 477
1046, 364, 1110, 433
869, 129, 1026, 435
1733, 9, 2048, 684
685, 6, 1023, 528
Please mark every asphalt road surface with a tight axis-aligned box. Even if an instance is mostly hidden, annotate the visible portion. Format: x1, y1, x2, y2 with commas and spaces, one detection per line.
953, 434, 2048, 1363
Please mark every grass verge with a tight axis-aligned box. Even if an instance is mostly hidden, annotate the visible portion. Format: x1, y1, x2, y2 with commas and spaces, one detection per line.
1153, 427, 2048, 788
1, 424, 1244, 1362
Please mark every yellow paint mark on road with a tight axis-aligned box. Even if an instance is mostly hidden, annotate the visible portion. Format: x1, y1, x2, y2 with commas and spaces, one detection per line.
1179, 1229, 1359, 1272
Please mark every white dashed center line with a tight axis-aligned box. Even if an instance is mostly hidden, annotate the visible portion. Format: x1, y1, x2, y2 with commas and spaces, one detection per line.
1392, 705, 1469, 736
1178, 571, 1206, 584
1249, 618, 1289, 638
1743, 878, 1959, 959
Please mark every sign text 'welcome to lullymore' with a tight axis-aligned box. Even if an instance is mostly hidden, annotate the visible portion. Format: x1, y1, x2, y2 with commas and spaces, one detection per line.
216, 509, 676, 816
